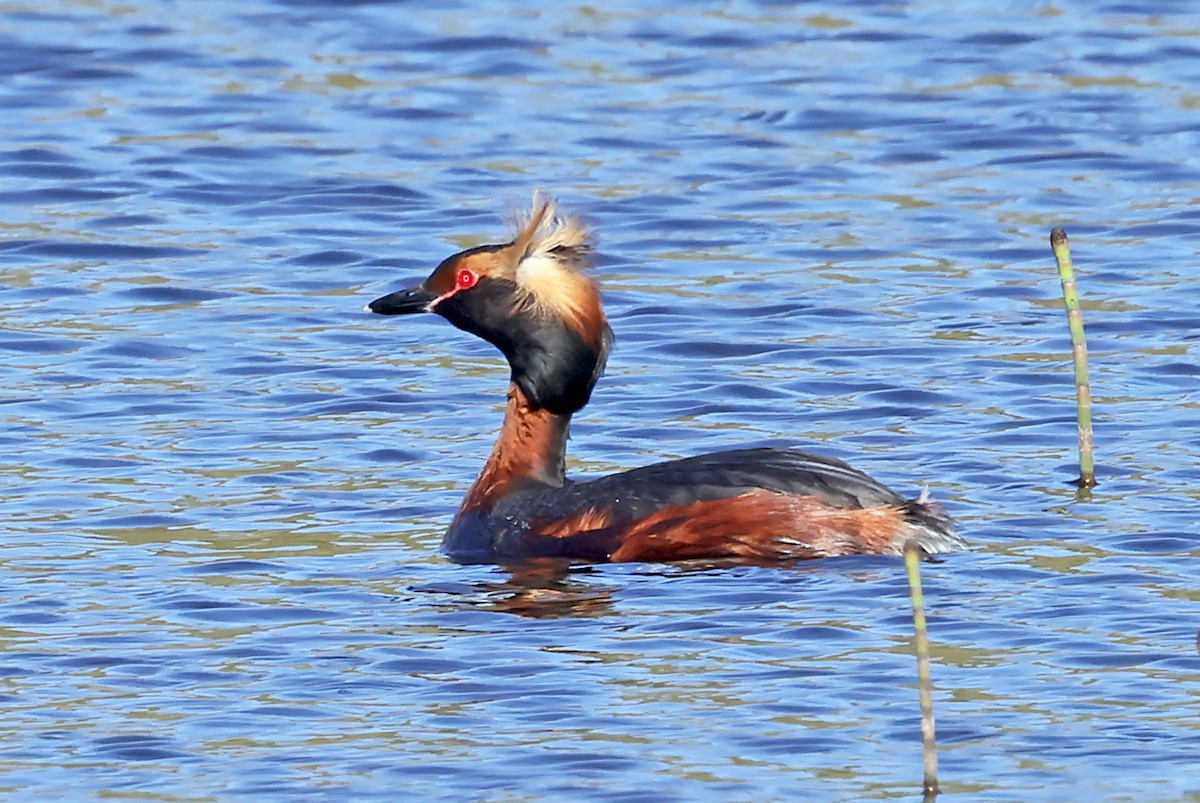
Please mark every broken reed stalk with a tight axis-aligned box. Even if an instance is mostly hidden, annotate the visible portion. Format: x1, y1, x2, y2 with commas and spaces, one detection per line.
1049, 228, 1097, 488
904, 541, 939, 798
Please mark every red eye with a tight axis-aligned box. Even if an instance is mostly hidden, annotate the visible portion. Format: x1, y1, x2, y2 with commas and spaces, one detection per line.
456, 269, 478, 290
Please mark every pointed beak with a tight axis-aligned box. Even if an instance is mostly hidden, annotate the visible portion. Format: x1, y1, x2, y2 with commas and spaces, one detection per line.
366, 285, 438, 315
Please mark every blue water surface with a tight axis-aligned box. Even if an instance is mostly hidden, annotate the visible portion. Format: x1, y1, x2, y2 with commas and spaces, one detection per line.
2, 0, 1199, 800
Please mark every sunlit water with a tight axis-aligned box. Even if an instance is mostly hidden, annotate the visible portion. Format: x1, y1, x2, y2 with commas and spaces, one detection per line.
2, 0, 1199, 799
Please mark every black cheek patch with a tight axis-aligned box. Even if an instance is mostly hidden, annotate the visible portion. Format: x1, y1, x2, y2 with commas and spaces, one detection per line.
434, 277, 606, 415
511, 325, 600, 415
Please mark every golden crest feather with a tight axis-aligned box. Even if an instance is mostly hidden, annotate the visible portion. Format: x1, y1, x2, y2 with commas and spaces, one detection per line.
505, 193, 594, 270
502, 194, 606, 349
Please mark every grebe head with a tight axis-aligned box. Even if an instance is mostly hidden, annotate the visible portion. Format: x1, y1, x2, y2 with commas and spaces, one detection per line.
368, 195, 612, 415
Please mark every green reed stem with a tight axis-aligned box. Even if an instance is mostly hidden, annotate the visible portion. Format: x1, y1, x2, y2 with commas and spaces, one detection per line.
904, 541, 939, 798
1050, 228, 1096, 488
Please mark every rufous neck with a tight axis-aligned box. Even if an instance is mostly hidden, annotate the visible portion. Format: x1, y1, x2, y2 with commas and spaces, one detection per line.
461, 383, 572, 512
